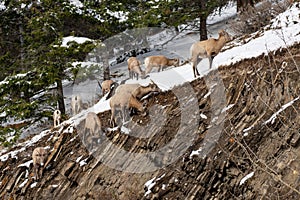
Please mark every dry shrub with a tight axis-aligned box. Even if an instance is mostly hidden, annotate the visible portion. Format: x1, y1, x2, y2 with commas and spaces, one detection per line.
230, 0, 292, 36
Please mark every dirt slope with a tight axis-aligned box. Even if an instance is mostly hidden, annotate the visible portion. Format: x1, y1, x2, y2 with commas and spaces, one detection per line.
1, 43, 300, 200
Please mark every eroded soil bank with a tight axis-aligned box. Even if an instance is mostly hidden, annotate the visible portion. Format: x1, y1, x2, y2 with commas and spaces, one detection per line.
1, 43, 300, 200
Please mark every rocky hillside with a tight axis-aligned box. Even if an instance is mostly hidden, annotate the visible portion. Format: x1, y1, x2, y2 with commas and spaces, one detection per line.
0, 42, 300, 199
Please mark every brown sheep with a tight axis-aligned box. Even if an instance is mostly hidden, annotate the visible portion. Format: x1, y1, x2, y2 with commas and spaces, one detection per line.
190, 29, 231, 77
32, 147, 48, 180
101, 80, 115, 95
53, 109, 61, 128
127, 57, 145, 80
114, 80, 161, 99
71, 95, 83, 115
83, 112, 102, 151
109, 81, 161, 127
109, 93, 144, 127
144, 55, 179, 74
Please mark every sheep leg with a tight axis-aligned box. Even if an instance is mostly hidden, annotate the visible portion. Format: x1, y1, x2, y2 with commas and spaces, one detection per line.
208, 56, 213, 69
145, 66, 152, 74
136, 72, 139, 80
121, 106, 127, 125
129, 71, 132, 79
34, 166, 39, 180
110, 108, 116, 127
191, 55, 200, 77
38, 167, 43, 180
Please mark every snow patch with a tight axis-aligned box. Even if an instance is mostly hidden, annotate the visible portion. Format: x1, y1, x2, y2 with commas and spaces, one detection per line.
214, 4, 300, 67
69, 0, 83, 8
0, 1, 5, 10
240, 172, 254, 185
76, 155, 83, 163
190, 150, 201, 158
63, 125, 74, 134
200, 113, 207, 119
144, 177, 156, 196
18, 160, 33, 168
30, 182, 38, 188
144, 174, 166, 196
222, 104, 234, 113
19, 179, 28, 188
61, 36, 92, 47
107, 10, 128, 22
121, 126, 130, 134
79, 158, 88, 167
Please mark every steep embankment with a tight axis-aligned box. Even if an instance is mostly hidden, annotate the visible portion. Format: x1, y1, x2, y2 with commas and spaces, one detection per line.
1, 43, 300, 200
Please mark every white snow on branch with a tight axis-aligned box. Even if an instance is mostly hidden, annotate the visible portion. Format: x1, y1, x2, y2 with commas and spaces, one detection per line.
264, 97, 299, 125
61, 36, 92, 47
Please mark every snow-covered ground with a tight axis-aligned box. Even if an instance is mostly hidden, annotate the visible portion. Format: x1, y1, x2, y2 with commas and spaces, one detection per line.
66, 2, 300, 120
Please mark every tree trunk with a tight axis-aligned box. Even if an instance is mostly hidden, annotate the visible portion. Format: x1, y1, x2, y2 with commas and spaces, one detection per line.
103, 55, 110, 81
19, 23, 25, 71
199, 15, 208, 41
199, 1, 208, 41
56, 79, 65, 115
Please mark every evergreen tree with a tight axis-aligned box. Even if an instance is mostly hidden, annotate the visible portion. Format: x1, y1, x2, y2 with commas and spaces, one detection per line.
0, 0, 96, 145
125, 0, 231, 40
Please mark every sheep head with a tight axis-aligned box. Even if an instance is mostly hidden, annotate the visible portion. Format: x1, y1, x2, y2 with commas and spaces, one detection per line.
149, 80, 162, 93
218, 29, 231, 42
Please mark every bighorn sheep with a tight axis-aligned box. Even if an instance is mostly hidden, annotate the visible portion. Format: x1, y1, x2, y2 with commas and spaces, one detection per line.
115, 80, 161, 99
127, 57, 145, 80
100, 80, 115, 95
32, 147, 48, 180
98, 79, 119, 100
109, 81, 161, 127
110, 94, 144, 127
53, 110, 61, 128
71, 95, 83, 115
190, 29, 231, 77
83, 112, 102, 150
144, 55, 179, 74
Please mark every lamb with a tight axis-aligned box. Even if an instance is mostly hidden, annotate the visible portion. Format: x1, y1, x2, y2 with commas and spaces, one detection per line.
71, 95, 83, 115
32, 147, 48, 180
190, 29, 231, 77
114, 83, 140, 96
53, 109, 61, 128
100, 80, 115, 95
115, 80, 161, 99
144, 55, 179, 74
109, 92, 144, 127
83, 112, 102, 150
109, 81, 161, 127
127, 57, 145, 80
131, 81, 161, 100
